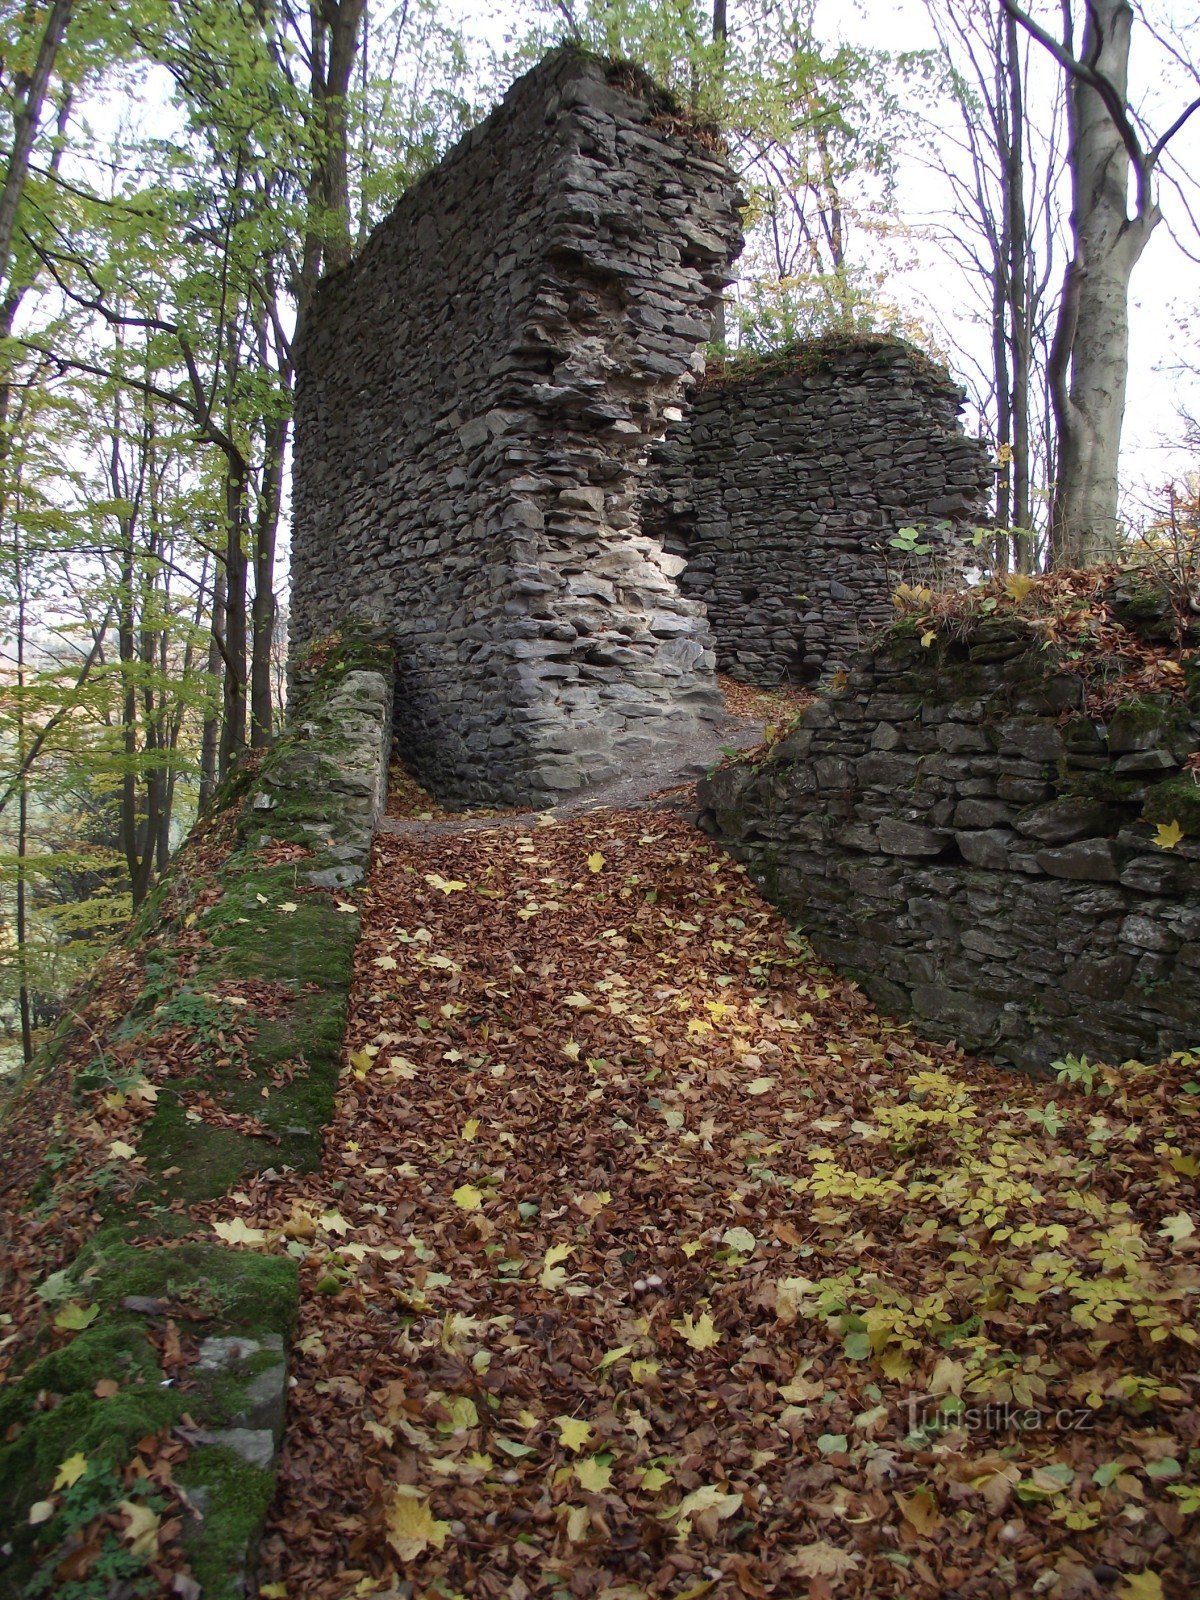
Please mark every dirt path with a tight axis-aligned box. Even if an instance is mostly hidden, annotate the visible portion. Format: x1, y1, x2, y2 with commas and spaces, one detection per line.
247, 806, 1199, 1600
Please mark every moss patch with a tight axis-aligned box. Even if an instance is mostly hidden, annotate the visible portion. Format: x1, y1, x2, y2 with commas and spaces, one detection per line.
1142, 774, 1200, 834
178, 1444, 277, 1600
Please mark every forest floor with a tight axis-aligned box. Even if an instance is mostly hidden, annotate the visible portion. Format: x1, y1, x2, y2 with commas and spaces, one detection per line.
237, 772, 1200, 1599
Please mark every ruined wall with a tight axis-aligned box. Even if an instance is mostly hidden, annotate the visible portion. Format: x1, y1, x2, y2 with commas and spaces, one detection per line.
699, 617, 1200, 1073
643, 342, 993, 685
290, 49, 742, 808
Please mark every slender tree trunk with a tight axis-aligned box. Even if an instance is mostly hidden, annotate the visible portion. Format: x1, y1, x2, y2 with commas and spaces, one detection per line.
710, 0, 728, 348
250, 417, 285, 747
218, 468, 248, 778
1004, 13, 1034, 570
200, 560, 225, 808
0, 0, 73, 292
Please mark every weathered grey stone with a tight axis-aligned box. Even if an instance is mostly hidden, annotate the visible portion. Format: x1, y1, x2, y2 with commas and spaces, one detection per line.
698, 613, 1200, 1073
290, 49, 743, 809
876, 818, 951, 856
1034, 840, 1122, 882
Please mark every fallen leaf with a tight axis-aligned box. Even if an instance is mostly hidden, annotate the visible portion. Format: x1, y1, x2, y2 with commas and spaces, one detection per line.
119, 1499, 161, 1558
787, 1540, 861, 1577
211, 1218, 267, 1248
385, 1487, 451, 1561
555, 1415, 593, 1452
452, 1184, 484, 1211
575, 1456, 613, 1492
53, 1453, 88, 1490
1153, 819, 1184, 850
671, 1311, 721, 1351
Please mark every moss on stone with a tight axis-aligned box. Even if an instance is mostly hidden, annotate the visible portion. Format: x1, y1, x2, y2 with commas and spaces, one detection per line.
178, 1443, 277, 1600
1141, 774, 1200, 833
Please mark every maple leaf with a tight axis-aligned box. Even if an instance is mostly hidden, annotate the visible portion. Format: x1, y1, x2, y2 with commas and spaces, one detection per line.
425, 873, 466, 893
212, 1218, 267, 1247
1158, 1212, 1195, 1243
674, 1484, 742, 1522
53, 1453, 88, 1490
574, 1455, 613, 1492
745, 1076, 775, 1095
461, 1118, 480, 1141
1153, 819, 1185, 850
54, 1302, 99, 1332
278, 901, 298, 914
1117, 1575, 1164, 1600
787, 1541, 860, 1578
638, 1465, 671, 1492
108, 1139, 137, 1160
119, 1499, 161, 1558
566, 1504, 590, 1542
722, 1226, 755, 1253
896, 1486, 940, 1535
452, 1183, 484, 1211
671, 1311, 721, 1350
385, 1487, 451, 1561
555, 1415, 593, 1452
586, 852, 605, 873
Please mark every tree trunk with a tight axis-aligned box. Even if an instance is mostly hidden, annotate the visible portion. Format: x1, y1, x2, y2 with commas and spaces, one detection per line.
1004, 12, 1034, 570
0, 0, 73, 293
200, 560, 226, 808
218, 468, 249, 778
250, 416, 286, 746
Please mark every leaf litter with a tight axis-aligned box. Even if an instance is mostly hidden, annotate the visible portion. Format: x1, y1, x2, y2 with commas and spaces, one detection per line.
230, 807, 1197, 1597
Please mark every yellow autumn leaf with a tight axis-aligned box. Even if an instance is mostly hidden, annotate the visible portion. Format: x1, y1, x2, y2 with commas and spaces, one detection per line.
597, 1344, 632, 1370
461, 1118, 480, 1141
1117, 1574, 1164, 1600
452, 1184, 484, 1211
586, 852, 605, 873
277, 901, 298, 914
555, 1415, 593, 1452
1153, 819, 1185, 851
671, 1311, 721, 1351
119, 1499, 161, 1559
744, 1077, 775, 1096
630, 1359, 661, 1384
1159, 1212, 1195, 1244
54, 1302, 99, 1331
348, 1048, 374, 1077
373, 953, 398, 970
921, 629, 937, 649
318, 1209, 352, 1235
211, 1218, 267, 1248
53, 1453, 88, 1490
574, 1456, 613, 1493
1002, 573, 1036, 602
385, 1487, 452, 1561
638, 1465, 672, 1492
675, 1483, 742, 1522
425, 873, 466, 893
27, 1501, 55, 1525
566, 1503, 590, 1542
108, 1139, 137, 1160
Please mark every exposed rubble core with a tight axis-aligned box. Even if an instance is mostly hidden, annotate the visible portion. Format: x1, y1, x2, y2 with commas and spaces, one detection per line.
290, 49, 743, 808
643, 341, 993, 684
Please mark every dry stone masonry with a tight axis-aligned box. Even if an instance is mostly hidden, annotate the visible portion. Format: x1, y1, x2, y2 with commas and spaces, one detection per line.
699, 617, 1200, 1073
643, 342, 993, 684
290, 49, 742, 808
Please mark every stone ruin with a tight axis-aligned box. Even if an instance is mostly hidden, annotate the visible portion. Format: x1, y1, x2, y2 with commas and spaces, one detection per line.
290, 49, 742, 809
642, 343, 993, 684
290, 49, 993, 808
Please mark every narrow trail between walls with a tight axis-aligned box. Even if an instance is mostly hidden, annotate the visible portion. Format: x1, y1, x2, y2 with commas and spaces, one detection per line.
237, 805, 1198, 1600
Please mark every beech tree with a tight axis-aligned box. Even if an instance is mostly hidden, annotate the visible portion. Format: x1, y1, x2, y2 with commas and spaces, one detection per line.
1002, 0, 1200, 564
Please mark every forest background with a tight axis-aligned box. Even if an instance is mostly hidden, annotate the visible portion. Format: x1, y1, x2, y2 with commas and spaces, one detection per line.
0, 0, 1197, 1066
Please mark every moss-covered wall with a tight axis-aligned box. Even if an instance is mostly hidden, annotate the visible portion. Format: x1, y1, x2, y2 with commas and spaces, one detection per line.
698, 615, 1200, 1072
0, 633, 392, 1599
